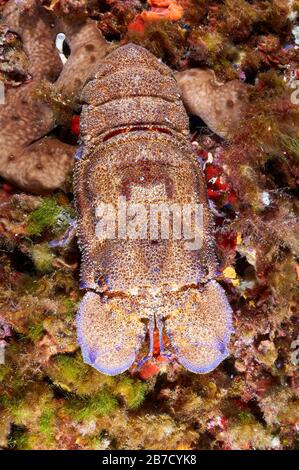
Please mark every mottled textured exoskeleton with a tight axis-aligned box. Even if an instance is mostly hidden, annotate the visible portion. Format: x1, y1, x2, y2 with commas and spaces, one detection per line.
75, 44, 233, 375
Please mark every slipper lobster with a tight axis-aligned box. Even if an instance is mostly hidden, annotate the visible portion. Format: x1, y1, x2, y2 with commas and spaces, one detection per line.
74, 44, 233, 375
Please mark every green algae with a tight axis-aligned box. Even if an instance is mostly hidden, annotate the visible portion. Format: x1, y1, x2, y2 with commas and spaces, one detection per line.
38, 407, 55, 444
27, 197, 74, 236
279, 134, 299, 161
66, 392, 118, 422
32, 243, 55, 273
27, 323, 45, 343
115, 376, 147, 410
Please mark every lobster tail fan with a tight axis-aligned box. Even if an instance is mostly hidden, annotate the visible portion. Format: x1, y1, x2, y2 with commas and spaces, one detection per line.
164, 281, 233, 373
77, 292, 146, 375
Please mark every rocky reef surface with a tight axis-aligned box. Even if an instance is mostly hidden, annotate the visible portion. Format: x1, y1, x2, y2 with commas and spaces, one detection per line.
0, 0, 298, 450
